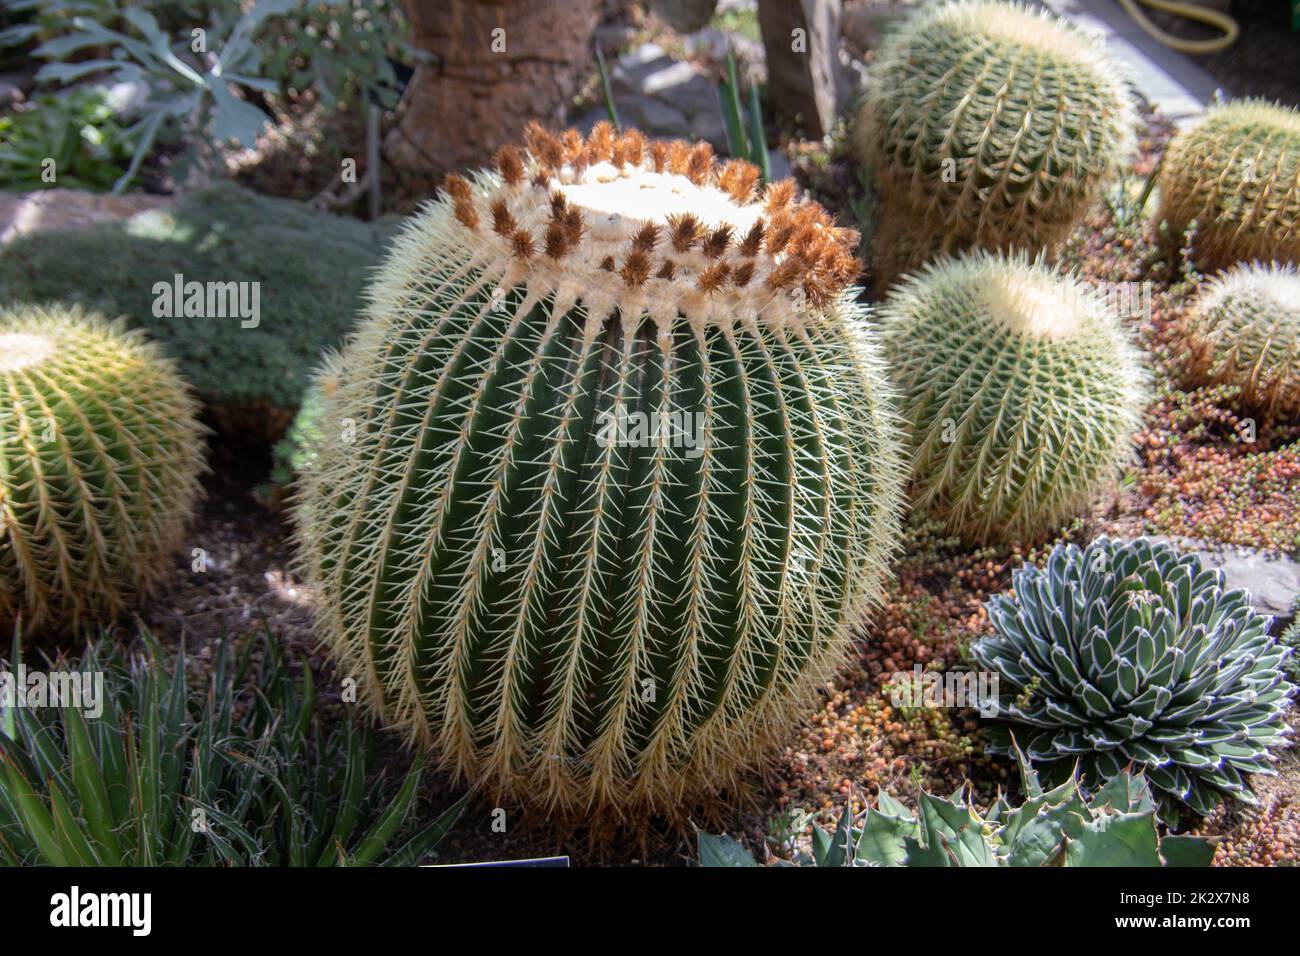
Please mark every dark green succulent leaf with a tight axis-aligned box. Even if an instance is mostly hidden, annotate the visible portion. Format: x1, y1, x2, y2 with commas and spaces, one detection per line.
1065, 812, 1163, 866
1160, 835, 1217, 867
856, 806, 914, 867
910, 792, 999, 867
697, 832, 761, 867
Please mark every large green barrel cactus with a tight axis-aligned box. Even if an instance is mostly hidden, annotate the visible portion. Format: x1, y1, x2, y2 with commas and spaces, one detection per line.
297, 124, 905, 818
1183, 261, 1300, 418
1159, 99, 1300, 270
855, 0, 1135, 287
878, 252, 1148, 545
0, 303, 205, 635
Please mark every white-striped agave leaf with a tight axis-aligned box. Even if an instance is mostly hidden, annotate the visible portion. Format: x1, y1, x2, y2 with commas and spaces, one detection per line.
295, 124, 906, 818
0, 304, 205, 636
878, 252, 1148, 545
971, 537, 1295, 822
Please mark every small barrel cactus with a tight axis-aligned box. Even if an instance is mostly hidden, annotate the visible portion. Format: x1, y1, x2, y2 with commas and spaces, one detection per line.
855, 0, 1135, 286
877, 252, 1148, 545
1182, 261, 1300, 418
296, 123, 906, 818
971, 537, 1296, 822
1159, 99, 1300, 270
0, 303, 205, 635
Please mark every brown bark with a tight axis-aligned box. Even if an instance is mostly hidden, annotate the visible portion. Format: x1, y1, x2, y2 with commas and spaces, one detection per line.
758, 0, 847, 140
387, 0, 602, 173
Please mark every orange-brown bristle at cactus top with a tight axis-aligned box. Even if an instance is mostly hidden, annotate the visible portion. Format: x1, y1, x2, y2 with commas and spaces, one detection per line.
428, 121, 861, 326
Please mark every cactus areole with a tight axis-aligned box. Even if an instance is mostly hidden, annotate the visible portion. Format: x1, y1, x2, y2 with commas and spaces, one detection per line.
297, 124, 905, 818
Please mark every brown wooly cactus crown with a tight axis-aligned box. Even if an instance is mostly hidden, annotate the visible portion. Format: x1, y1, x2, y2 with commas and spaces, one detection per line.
0, 303, 205, 636
296, 122, 906, 819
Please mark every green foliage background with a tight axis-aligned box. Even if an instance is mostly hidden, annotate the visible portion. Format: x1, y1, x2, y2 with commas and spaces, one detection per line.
0, 182, 397, 438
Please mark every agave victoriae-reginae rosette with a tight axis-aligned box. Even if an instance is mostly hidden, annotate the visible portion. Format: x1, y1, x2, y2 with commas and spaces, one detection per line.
970, 536, 1295, 822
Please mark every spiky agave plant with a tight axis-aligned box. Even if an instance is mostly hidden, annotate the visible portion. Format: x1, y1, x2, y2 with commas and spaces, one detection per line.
970, 537, 1295, 823
877, 252, 1148, 545
855, 0, 1135, 287
1159, 99, 1300, 270
0, 303, 205, 635
296, 123, 905, 818
1182, 261, 1300, 418
699, 744, 1215, 867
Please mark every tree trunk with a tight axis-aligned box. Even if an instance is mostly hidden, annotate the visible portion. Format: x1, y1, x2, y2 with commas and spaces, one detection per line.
758, 0, 847, 140
387, 0, 602, 173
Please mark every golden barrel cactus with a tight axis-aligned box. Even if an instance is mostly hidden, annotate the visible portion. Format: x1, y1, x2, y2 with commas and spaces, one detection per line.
0, 304, 205, 635
856, 0, 1135, 287
1183, 261, 1300, 417
296, 124, 906, 818
878, 253, 1149, 545
1159, 99, 1300, 270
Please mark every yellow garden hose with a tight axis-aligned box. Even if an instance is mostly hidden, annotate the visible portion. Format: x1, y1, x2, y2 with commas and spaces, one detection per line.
1117, 0, 1240, 53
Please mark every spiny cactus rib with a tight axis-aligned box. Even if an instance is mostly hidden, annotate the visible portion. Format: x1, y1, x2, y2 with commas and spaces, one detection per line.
1183, 261, 1300, 418
856, 0, 1136, 286
0, 303, 205, 635
971, 537, 1295, 823
1159, 99, 1300, 270
296, 124, 905, 819
878, 252, 1149, 545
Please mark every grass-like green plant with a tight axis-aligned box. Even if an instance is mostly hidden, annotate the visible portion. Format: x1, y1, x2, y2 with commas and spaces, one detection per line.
855, 0, 1135, 287
1182, 261, 1300, 419
698, 742, 1214, 867
970, 537, 1295, 823
877, 252, 1148, 545
0, 629, 468, 866
0, 303, 205, 636
297, 123, 904, 820
1159, 99, 1300, 270
718, 47, 770, 182
0, 183, 397, 443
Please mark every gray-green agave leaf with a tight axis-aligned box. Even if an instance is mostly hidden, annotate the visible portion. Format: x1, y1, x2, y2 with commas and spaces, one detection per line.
697, 748, 1214, 867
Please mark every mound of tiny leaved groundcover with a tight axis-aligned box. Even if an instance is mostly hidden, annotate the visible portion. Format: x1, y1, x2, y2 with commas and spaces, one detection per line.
0, 182, 398, 443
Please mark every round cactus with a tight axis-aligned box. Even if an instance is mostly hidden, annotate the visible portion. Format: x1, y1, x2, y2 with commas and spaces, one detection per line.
971, 537, 1295, 822
1159, 99, 1300, 270
296, 123, 906, 818
855, 0, 1135, 286
1182, 261, 1300, 418
0, 303, 205, 636
877, 252, 1148, 545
